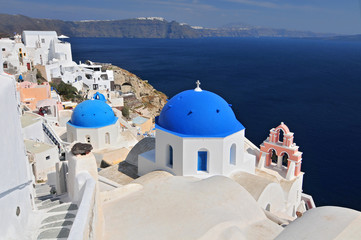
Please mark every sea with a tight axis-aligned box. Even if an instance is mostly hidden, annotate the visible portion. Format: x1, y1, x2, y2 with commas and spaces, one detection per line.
68, 37, 361, 211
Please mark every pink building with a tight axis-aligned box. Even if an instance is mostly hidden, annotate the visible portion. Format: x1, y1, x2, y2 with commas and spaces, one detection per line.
17, 81, 51, 110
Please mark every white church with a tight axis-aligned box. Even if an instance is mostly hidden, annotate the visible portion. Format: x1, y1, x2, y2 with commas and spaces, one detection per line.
66, 92, 121, 150
139, 81, 311, 218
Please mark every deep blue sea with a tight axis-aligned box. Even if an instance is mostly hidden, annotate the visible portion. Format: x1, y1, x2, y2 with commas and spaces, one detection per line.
68, 37, 361, 211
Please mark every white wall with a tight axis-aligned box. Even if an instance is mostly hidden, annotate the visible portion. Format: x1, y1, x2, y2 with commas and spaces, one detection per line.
54, 42, 72, 62
257, 183, 285, 214
153, 129, 184, 175
285, 175, 304, 217
23, 120, 45, 142
22, 31, 57, 49
65, 146, 102, 239
67, 121, 121, 150
138, 129, 255, 177
33, 145, 59, 181
0, 73, 33, 239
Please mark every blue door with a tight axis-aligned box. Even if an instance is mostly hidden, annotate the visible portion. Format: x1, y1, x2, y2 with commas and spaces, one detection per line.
198, 151, 207, 171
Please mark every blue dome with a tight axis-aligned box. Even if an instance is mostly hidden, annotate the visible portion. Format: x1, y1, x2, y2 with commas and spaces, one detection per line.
156, 89, 244, 137
68, 99, 118, 128
93, 92, 106, 102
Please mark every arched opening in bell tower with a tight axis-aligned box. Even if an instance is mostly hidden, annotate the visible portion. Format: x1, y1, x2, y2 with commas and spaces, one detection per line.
270, 149, 277, 164
282, 152, 289, 166
278, 129, 284, 142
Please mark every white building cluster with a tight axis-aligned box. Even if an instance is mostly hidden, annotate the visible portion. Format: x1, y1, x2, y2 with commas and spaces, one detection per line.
0, 31, 114, 92
1, 31, 361, 239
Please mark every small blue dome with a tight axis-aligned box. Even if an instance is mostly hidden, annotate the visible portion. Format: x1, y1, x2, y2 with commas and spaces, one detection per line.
93, 92, 106, 102
156, 89, 244, 137
68, 99, 118, 128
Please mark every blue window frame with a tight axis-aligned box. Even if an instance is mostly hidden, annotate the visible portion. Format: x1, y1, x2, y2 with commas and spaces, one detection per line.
198, 151, 207, 171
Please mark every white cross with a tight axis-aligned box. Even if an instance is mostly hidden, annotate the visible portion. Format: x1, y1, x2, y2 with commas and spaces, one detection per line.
195, 80, 202, 92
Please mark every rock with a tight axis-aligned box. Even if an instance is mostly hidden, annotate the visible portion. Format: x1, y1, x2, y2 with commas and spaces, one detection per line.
71, 143, 93, 156
106, 65, 167, 118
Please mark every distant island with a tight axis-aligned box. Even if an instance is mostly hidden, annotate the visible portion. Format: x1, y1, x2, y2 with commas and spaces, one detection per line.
0, 13, 337, 39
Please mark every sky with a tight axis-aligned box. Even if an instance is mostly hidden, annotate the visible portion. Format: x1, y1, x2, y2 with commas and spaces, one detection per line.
1, 0, 361, 34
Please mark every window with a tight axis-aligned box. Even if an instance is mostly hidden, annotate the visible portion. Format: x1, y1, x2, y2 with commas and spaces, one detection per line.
105, 133, 110, 144
230, 144, 236, 165
167, 145, 173, 168
19, 48, 22, 52
86, 135, 91, 143
2, 48, 5, 51
3, 63, 8, 69
198, 151, 208, 171
46, 156, 50, 160
24, 53, 26, 56
271, 149, 277, 164
41, 38, 45, 43
93, 84, 98, 90
282, 153, 289, 166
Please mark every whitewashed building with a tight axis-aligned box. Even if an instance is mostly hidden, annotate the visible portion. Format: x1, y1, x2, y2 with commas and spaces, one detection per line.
0, 34, 32, 74
0, 52, 34, 239
79, 62, 115, 91
66, 93, 121, 150
25, 139, 59, 181
22, 31, 72, 65
139, 82, 255, 177
138, 82, 307, 218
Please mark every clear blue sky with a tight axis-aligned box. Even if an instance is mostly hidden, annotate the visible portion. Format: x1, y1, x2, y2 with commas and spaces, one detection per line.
1, 0, 361, 34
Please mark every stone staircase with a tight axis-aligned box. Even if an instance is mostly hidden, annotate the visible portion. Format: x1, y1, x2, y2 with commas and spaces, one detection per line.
34, 184, 78, 240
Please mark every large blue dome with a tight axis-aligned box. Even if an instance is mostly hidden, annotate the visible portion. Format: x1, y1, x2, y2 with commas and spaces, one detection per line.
68, 99, 118, 128
156, 89, 244, 137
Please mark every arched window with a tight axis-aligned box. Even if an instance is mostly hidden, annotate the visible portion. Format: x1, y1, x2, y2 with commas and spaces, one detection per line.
271, 149, 277, 164
230, 144, 236, 165
105, 132, 110, 144
282, 152, 289, 166
198, 150, 208, 172
167, 145, 173, 168
86, 135, 91, 144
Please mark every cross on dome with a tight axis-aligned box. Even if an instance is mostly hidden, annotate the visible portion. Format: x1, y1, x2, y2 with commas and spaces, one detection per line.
195, 80, 202, 92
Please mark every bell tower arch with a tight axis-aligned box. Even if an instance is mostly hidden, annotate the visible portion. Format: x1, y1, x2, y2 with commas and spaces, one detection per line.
258, 122, 303, 180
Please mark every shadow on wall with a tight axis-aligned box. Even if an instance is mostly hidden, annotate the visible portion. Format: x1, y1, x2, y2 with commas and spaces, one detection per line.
0, 180, 32, 199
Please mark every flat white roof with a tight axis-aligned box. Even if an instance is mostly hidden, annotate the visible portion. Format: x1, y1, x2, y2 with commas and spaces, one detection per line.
24, 139, 56, 154
22, 31, 57, 36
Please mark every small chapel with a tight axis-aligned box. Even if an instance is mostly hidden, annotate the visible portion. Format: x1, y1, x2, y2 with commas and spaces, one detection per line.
138, 81, 307, 218
66, 92, 121, 150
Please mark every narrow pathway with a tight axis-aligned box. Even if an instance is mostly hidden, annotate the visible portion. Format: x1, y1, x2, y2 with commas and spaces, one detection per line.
33, 184, 78, 240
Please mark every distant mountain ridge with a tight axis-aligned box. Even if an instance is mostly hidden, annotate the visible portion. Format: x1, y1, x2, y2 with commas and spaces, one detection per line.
0, 13, 337, 39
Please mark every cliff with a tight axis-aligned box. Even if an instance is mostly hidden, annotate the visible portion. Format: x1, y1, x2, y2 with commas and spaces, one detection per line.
0, 14, 200, 39
0, 14, 336, 39
107, 65, 167, 118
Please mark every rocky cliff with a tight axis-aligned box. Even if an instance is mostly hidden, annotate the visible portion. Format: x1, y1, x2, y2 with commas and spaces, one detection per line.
0, 14, 336, 39
107, 65, 167, 118
0, 14, 200, 39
